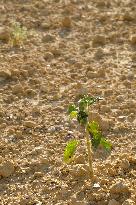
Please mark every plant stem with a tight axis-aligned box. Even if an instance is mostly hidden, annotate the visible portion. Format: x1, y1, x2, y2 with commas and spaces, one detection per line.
85, 126, 94, 178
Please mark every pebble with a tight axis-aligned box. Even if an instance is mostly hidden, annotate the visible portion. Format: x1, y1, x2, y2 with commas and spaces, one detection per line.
122, 199, 135, 205
0, 26, 10, 42
130, 35, 136, 45
92, 35, 106, 47
0, 69, 11, 80
110, 182, 130, 194
69, 164, 89, 178
94, 48, 104, 59
48, 126, 56, 133
12, 84, 24, 94
24, 120, 36, 128
41, 22, 51, 29
88, 112, 110, 131
42, 34, 55, 43
120, 159, 130, 170
44, 52, 54, 60
104, 89, 113, 97
123, 13, 134, 21
61, 17, 71, 28
0, 160, 15, 177
108, 199, 120, 205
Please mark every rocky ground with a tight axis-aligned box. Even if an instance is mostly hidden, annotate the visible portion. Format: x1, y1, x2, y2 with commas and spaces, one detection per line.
0, 0, 136, 205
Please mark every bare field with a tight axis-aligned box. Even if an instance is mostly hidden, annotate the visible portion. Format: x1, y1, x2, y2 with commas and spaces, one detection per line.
0, 0, 136, 205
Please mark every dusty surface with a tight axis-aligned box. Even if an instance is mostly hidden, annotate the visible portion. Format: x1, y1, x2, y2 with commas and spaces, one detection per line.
0, 0, 136, 205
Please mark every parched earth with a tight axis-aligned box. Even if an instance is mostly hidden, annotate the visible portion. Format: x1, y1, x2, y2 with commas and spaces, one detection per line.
0, 0, 136, 205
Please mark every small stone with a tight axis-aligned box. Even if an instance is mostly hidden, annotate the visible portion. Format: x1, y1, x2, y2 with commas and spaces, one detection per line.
104, 89, 113, 97
0, 69, 11, 80
123, 12, 134, 21
40, 157, 49, 165
88, 112, 110, 131
108, 199, 120, 205
33, 172, 44, 178
120, 159, 130, 170
87, 71, 99, 78
94, 48, 104, 59
92, 35, 106, 47
44, 52, 54, 60
61, 17, 71, 28
41, 22, 51, 29
108, 168, 118, 176
24, 121, 36, 128
42, 34, 55, 43
122, 199, 135, 205
100, 105, 110, 113
130, 35, 136, 45
12, 84, 24, 94
48, 126, 56, 133
73, 154, 85, 164
110, 182, 130, 194
0, 27, 10, 42
0, 160, 15, 177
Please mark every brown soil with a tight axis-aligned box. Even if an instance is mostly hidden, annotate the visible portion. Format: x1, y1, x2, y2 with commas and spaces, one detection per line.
0, 0, 136, 205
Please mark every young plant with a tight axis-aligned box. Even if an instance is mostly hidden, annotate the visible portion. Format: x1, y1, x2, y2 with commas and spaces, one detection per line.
64, 94, 112, 179
9, 21, 27, 47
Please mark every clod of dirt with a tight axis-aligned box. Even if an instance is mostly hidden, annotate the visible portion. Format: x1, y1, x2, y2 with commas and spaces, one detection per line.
94, 48, 104, 59
69, 164, 89, 179
12, 84, 24, 95
0, 27, 10, 42
41, 22, 51, 30
122, 199, 135, 205
92, 35, 106, 47
130, 35, 136, 45
61, 17, 71, 28
120, 159, 130, 170
108, 199, 120, 205
44, 52, 54, 60
110, 181, 130, 194
0, 160, 15, 177
88, 112, 110, 131
123, 12, 134, 22
42, 34, 55, 43
69, 194, 87, 205
0, 69, 11, 80
24, 120, 36, 128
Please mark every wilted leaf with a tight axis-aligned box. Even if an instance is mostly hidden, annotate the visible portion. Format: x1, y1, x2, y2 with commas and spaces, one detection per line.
64, 139, 79, 163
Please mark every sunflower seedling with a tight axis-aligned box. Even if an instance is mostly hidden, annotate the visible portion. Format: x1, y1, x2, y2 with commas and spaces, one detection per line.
64, 94, 112, 179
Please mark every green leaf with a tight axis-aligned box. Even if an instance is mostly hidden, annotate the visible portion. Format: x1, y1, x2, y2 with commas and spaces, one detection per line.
90, 132, 102, 149
78, 95, 101, 111
87, 121, 99, 134
100, 138, 112, 151
69, 111, 78, 119
68, 104, 77, 114
64, 140, 79, 163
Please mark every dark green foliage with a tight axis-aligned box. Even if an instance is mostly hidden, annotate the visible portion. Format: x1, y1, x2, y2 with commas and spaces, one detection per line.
68, 95, 100, 125
87, 121, 112, 151
68, 104, 77, 114
77, 110, 88, 125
